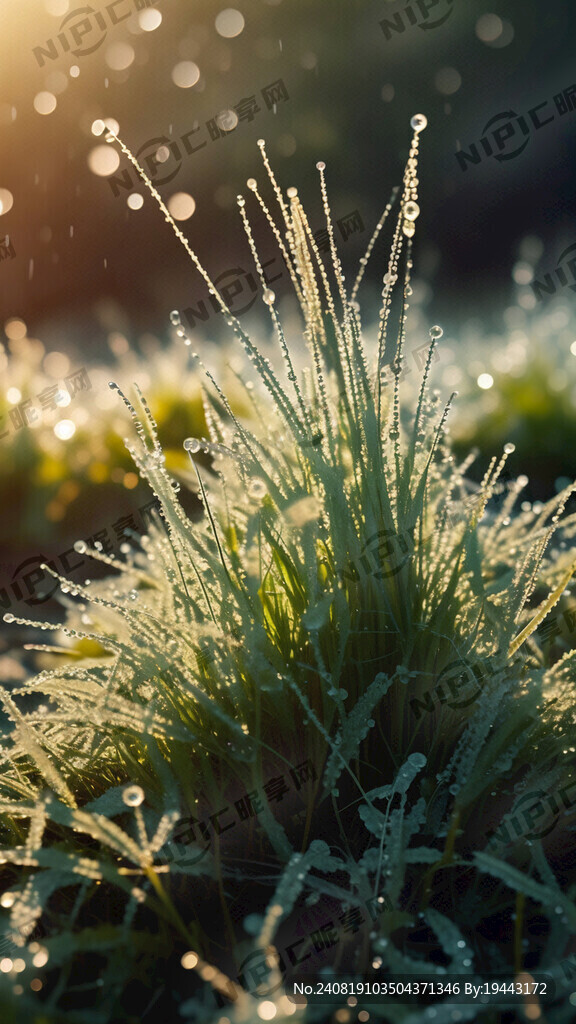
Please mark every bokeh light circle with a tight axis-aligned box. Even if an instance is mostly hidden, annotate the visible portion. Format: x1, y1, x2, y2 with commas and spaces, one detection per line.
216, 108, 238, 132
138, 8, 162, 31
171, 61, 201, 88
4, 318, 26, 340
34, 92, 57, 115
167, 193, 196, 220
54, 420, 76, 440
105, 42, 135, 71
215, 8, 245, 38
0, 189, 14, 216
434, 67, 462, 96
87, 145, 121, 176
475, 14, 503, 42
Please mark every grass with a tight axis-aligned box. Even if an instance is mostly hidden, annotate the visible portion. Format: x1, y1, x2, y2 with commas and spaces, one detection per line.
1, 115, 576, 1023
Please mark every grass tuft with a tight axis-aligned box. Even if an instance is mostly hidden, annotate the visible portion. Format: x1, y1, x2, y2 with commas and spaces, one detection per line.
2, 117, 576, 1023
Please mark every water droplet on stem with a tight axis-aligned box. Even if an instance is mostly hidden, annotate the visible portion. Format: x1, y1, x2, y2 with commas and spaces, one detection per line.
410, 113, 428, 133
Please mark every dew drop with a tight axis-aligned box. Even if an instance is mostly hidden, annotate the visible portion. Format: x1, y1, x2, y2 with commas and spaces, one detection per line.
170, 310, 181, 326
184, 437, 202, 453
316, 160, 326, 171
236, 195, 245, 207
429, 325, 444, 339
410, 113, 428, 133
4, 613, 15, 623
248, 477, 267, 498
123, 785, 145, 807
247, 178, 257, 190
503, 442, 515, 455
257, 138, 265, 148
262, 288, 275, 306
287, 187, 298, 199
73, 540, 87, 554
404, 200, 420, 221
407, 752, 427, 768
402, 221, 416, 238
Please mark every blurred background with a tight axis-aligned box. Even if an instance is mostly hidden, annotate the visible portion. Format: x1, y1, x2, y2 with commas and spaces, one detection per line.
1, 0, 576, 660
